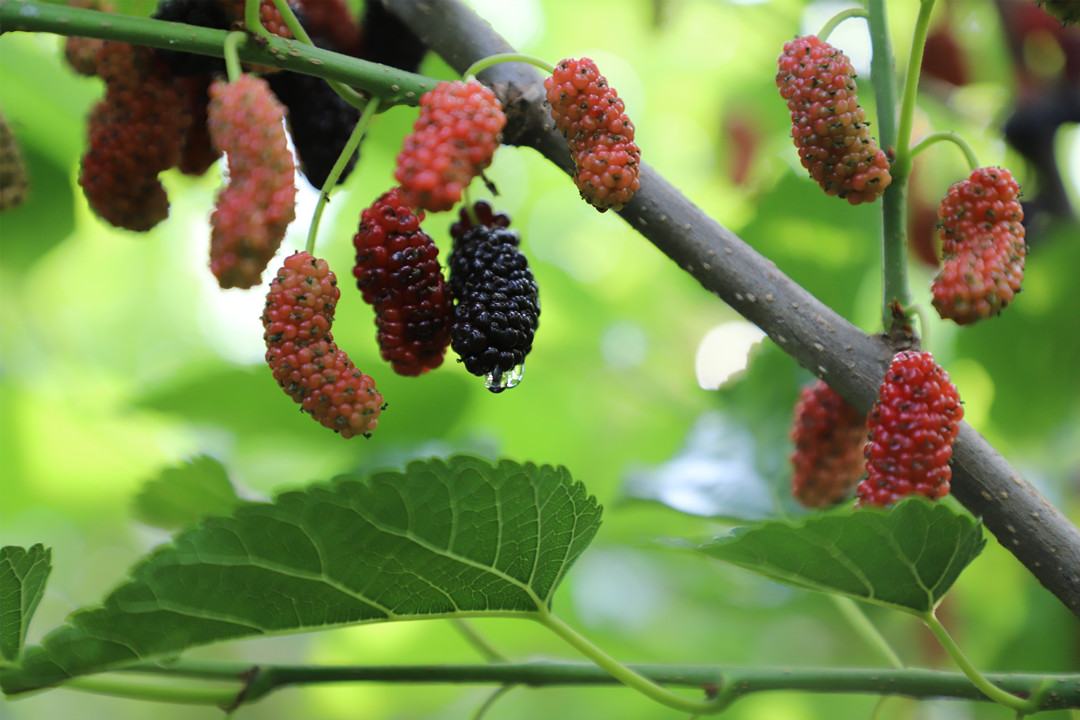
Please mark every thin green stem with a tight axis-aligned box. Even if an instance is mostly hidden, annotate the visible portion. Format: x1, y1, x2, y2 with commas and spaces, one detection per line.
919, 610, 1038, 713
463, 52, 555, 80
222, 31, 245, 84
305, 96, 379, 255
536, 610, 732, 715
62, 675, 241, 706
0, 0, 432, 107
829, 596, 905, 669
817, 7, 870, 42
894, 0, 938, 182
866, 0, 911, 330
451, 619, 510, 663
244, 0, 271, 40
909, 130, 979, 171
471, 685, 516, 720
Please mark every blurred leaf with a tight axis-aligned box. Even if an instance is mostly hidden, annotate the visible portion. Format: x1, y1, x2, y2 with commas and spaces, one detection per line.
621, 340, 807, 521
132, 455, 241, 530
699, 498, 985, 613
0, 146, 76, 271
0, 545, 52, 664
0, 457, 602, 693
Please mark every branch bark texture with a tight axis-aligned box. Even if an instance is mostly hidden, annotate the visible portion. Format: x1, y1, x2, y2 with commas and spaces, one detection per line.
385, 0, 1080, 616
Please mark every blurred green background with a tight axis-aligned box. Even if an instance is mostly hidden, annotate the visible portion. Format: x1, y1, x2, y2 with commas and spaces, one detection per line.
1, 0, 1078, 718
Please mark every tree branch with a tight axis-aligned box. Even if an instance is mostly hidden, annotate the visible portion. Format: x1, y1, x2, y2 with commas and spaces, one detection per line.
385, 0, 1080, 617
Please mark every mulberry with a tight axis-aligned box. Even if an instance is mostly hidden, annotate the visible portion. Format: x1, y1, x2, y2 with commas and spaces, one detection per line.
0, 113, 29, 212
207, 74, 297, 289
263, 252, 383, 438
79, 42, 191, 231
449, 200, 511, 240
776, 35, 892, 204
294, 0, 362, 57
177, 76, 221, 176
857, 351, 963, 507
449, 222, 540, 391
394, 80, 505, 212
790, 380, 867, 508
352, 188, 453, 376
545, 57, 641, 212
931, 167, 1026, 324
63, 0, 114, 76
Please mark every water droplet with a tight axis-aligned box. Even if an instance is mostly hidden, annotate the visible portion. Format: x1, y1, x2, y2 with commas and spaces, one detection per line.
484, 363, 525, 393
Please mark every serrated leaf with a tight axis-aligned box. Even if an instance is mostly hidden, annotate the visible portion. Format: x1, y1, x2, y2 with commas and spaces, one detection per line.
0, 545, 52, 664
132, 455, 241, 530
698, 498, 985, 613
0, 457, 601, 694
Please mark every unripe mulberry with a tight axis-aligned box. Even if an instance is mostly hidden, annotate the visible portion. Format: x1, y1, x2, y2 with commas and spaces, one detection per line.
263, 252, 383, 438
776, 35, 892, 205
931, 167, 1026, 324
545, 58, 641, 212
207, 74, 297, 289
790, 380, 867, 508
352, 188, 453, 376
394, 80, 505, 212
79, 42, 192, 231
449, 223, 540, 391
857, 351, 963, 508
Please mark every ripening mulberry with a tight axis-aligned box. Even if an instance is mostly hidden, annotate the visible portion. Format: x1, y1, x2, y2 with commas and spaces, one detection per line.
776, 35, 892, 204
294, 0, 363, 57
449, 222, 540, 391
857, 351, 963, 507
931, 167, 1026, 324
207, 74, 297, 289
79, 42, 192, 231
545, 58, 641, 212
63, 0, 114, 76
394, 80, 506, 212
0, 113, 29, 212
353, 188, 453, 376
790, 380, 867, 508
262, 252, 383, 438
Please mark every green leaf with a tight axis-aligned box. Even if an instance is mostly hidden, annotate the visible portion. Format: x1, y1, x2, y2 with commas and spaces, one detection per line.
0, 457, 601, 694
0, 545, 52, 664
132, 455, 241, 530
698, 498, 985, 613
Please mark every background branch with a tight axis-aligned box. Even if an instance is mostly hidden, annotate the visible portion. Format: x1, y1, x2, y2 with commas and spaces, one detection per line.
384, 0, 1080, 617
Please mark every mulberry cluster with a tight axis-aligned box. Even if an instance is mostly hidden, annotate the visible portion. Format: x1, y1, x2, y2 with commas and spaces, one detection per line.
931, 167, 1026, 324
79, 42, 192, 231
857, 351, 963, 508
449, 214, 540, 391
776, 35, 892, 205
207, 74, 297, 289
263, 252, 383, 438
394, 80, 506, 212
545, 58, 641, 212
790, 380, 867, 508
352, 188, 453, 376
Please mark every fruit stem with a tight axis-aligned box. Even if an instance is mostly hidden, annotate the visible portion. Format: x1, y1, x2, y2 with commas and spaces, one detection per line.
894, 0, 937, 184
450, 618, 509, 663
463, 52, 555, 81
535, 608, 734, 715
305, 96, 379, 255
829, 596, 905, 669
244, 0, 272, 41
816, 7, 870, 42
222, 31, 245, 84
918, 609, 1039, 713
909, 130, 979, 172
866, 0, 912, 331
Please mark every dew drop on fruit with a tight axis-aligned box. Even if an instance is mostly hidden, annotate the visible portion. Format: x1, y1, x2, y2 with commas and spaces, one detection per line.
485, 363, 525, 393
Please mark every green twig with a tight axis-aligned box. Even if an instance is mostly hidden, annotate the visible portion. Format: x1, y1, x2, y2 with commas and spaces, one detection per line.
62, 675, 241, 707
817, 7, 870, 42
918, 609, 1040, 714
222, 31, 245, 84
463, 52, 555, 80
909, 130, 980, 172
304, 96, 379, 255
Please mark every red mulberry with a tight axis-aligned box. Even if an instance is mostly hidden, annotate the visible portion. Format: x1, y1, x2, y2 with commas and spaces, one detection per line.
790, 380, 867, 508
449, 219, 540, 392
79, 42, 192, 231
931, 167, 1026, 324
352, 188, 453, 376
394, 80, 505, 212
857, 351, 963, 507
262, 252, 383, 438
776, 35, 892, 205
545, 58, 641, 212
207, 74, 297, 289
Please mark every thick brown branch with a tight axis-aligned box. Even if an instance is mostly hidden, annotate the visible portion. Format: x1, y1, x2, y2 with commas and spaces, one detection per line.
387, 0, 1080, 617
